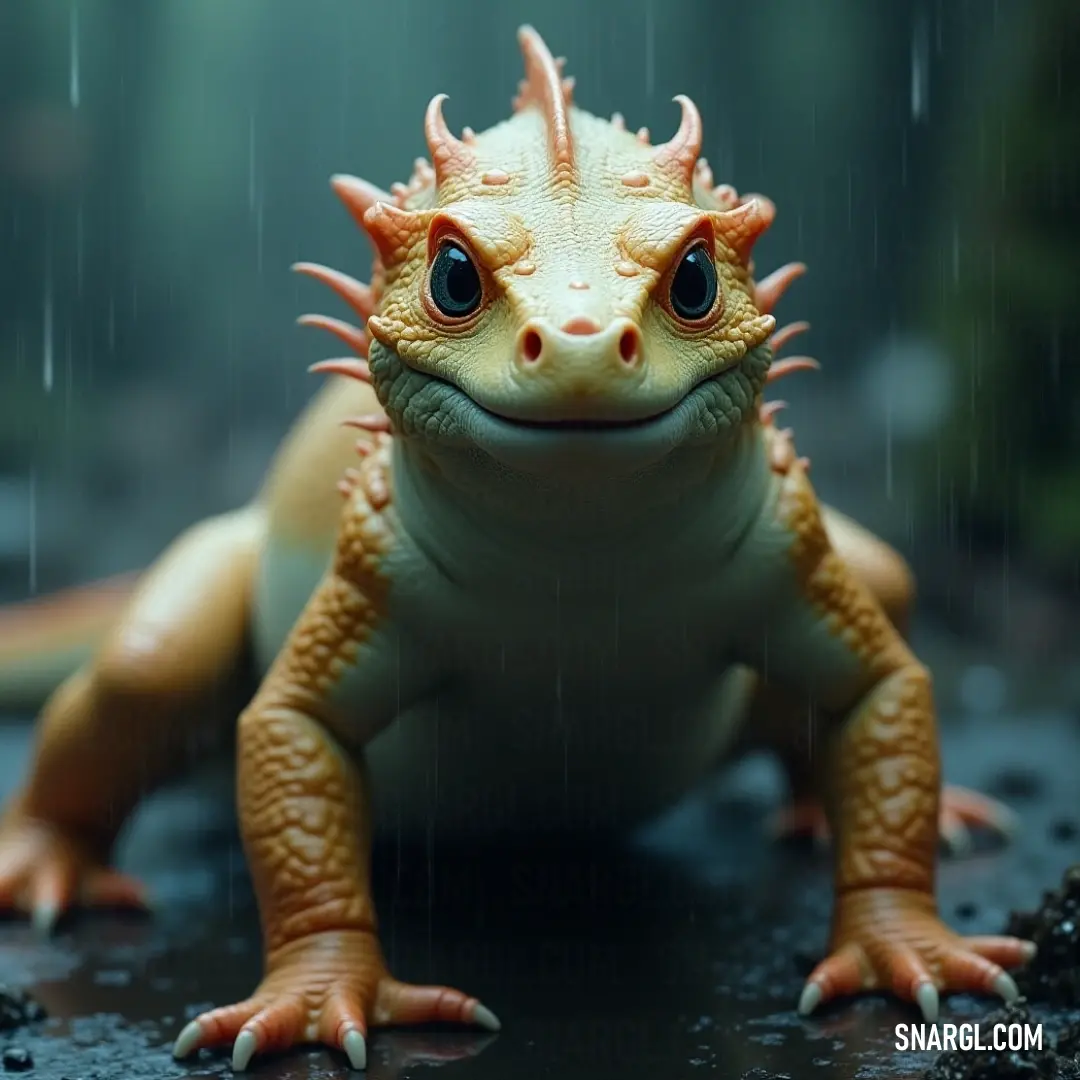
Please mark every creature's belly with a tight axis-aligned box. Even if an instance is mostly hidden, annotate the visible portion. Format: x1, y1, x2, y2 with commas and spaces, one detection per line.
251, 538, 758, 843
363, 666, 755, 843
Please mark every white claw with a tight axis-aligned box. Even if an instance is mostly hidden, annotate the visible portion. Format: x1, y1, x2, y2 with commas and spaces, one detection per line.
172, 1019, 203, 1060
916, 981, 939, 1022
941, 823, 973, 857
231, 1028, 258, 1072
473, 1003, 502, 1032
993, 972, 1020, 1003
995, 805, 1021, 837
797, 981, 822, 1016
31, 902, 58, 936
342, 1028, 367, 1070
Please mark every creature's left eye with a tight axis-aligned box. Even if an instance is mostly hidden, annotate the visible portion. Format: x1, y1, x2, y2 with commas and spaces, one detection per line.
429, 241, 483, 318
669, 243, 718, 322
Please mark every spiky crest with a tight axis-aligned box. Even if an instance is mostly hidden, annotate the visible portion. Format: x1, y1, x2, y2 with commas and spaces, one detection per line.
424, 94, 474, 186
652, 96, 703, 189
769, 320, 810, 354
342, 414, 391, 434
766, 356, 821, 384
755, 262, 807, 314
296, 313, 368, 357
292, 262, 374, 320
308, 358, 371, 383
710, 195, 776, 267
512, 25, 575, 185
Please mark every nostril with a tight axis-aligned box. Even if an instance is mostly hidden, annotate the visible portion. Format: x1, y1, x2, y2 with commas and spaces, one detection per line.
618, 327, 639, 364
522, 328, 543, 363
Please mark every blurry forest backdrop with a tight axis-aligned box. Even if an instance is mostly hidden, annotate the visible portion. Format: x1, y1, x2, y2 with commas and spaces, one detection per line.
0, 0, 1078, 714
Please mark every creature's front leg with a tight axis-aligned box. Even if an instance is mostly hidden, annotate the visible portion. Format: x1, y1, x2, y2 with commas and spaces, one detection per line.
174, 703, 496, 1071
172, 484, 498, 1072
743, 461, 1034, 1020
762, 506, 1018, 855
801, 664, 1032, 1020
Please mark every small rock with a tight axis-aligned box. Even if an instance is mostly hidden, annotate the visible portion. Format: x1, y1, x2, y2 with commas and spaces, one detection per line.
1, 1047, 33, 1072
0, 985, 47, 1033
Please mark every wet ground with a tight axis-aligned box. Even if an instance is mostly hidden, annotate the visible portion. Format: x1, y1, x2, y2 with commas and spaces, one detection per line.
0, 709, 1076, 1080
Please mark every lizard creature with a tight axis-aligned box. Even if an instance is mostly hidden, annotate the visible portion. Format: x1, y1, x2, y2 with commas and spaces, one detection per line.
0, 26, 1030, 1073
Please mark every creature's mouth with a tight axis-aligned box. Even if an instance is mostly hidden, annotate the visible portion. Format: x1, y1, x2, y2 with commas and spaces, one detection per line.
439, 371, 739, 476
457, 372, 723, 434
469, 409, 676, 433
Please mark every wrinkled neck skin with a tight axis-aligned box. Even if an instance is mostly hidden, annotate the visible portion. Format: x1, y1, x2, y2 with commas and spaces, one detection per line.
372, 342, 774, 592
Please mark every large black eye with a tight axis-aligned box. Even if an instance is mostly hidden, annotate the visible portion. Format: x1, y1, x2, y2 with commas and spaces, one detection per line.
429, 241, 482, 318
669, 243, 718, 321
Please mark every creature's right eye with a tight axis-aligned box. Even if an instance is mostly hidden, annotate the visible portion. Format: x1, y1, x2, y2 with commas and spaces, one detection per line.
429, 241, 483, 318
668, 242, 718, 323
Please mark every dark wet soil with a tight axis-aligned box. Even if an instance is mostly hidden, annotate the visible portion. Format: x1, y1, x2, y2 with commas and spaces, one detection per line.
1006, 866, 1080, 1008
0, 711, 1076, 1080
920, 1001, 1080, 1079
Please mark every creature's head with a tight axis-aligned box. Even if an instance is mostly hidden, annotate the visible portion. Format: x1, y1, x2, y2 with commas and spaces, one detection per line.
300, 27, 809, 481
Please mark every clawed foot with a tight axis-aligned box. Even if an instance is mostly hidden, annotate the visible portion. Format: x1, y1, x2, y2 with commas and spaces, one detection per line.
798, 888, 1035, 1021
0, 816, 147, 932
770, 784, 1017, 856
172, 930, 499, 1072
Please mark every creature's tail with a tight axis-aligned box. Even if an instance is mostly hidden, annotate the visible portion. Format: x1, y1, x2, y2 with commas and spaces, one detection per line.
0, 574, 138, 712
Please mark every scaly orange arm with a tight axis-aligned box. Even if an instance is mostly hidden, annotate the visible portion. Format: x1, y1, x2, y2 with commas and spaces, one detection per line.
745, 456, 1034, 1021
172, 455, 498, 1073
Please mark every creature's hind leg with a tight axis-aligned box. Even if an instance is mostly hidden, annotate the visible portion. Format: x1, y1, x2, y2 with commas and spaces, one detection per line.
751, 506, 1016, 853
0, 506, 265, 929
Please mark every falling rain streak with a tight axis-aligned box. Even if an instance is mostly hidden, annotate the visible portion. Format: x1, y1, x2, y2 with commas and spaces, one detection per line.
248, 116, 257, 212
69, 5, 80, 108
42, 273, 53, 393
911, 13, 929, 121
248, 116, 264, 271
75, 205, 84, 296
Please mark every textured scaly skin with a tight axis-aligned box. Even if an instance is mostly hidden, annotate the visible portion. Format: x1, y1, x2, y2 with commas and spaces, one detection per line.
0, 27, 1030, 1073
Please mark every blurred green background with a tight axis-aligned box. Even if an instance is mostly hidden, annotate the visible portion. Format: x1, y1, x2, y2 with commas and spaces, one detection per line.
0, 0, 1077, 712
